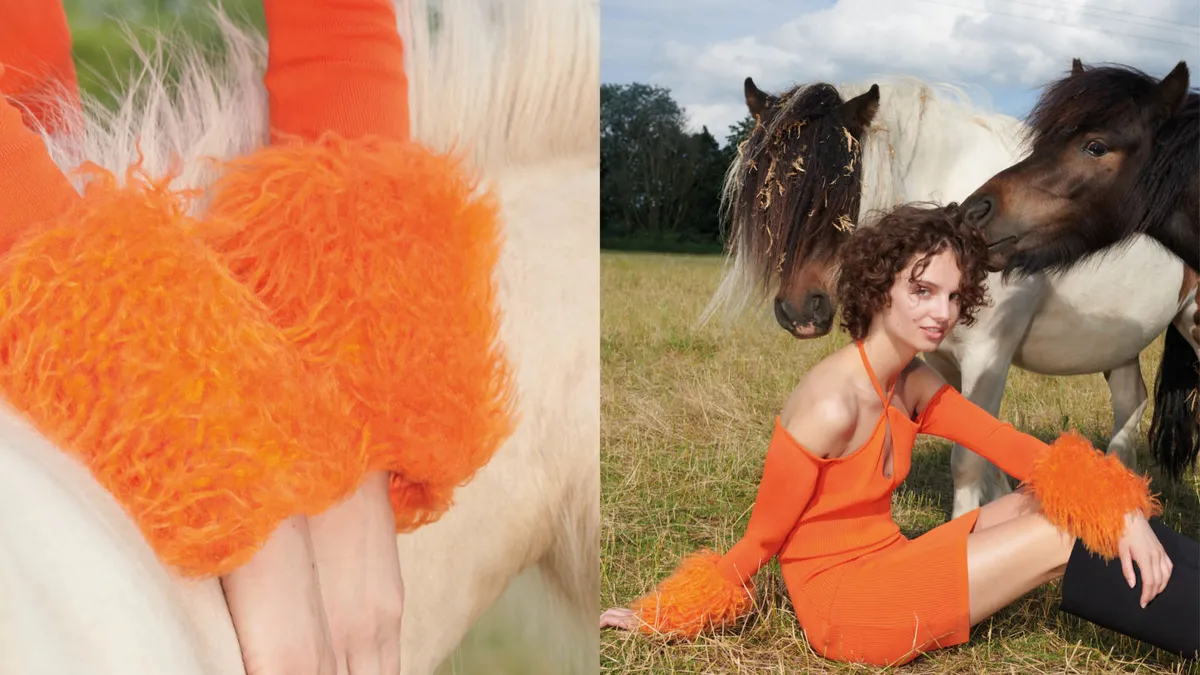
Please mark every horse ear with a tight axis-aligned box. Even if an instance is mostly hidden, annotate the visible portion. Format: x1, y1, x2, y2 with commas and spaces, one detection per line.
1151, 61, 1190, 126
840, 84, 880, 137
745, 77, 770, 118
1071, 58, 1084, 76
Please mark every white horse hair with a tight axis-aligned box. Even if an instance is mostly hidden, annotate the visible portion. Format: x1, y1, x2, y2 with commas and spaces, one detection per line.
703, 75, 1197, 518
0, 1, 599, 674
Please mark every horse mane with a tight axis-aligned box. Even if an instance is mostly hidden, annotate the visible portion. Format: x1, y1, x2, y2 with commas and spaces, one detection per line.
401, 0, 599, 172
1025, 63, 1199, 239
701, 74, 1021, 326
706, 82, 862, 323
37, 0, 598, 198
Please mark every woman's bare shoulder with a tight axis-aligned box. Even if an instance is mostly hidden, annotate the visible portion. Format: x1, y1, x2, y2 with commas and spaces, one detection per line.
779, 353, 860, 459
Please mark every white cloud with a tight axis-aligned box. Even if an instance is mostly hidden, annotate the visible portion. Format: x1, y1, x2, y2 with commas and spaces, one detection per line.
603, 0, 1198, 138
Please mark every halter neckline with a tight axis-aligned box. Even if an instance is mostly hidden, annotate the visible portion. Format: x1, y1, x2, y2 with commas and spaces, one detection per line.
855, 340, 896, 407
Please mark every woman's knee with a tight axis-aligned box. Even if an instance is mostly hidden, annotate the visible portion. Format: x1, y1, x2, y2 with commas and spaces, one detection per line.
974, 487, 1040, 531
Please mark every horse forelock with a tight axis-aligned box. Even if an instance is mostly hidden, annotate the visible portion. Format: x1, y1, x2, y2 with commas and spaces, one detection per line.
715, 83, 863, 310
1027, 64, 1175, 148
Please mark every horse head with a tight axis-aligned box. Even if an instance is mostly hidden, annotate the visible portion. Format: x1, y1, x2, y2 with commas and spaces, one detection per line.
962, 59, 1194, 275
724, 77, 879, 338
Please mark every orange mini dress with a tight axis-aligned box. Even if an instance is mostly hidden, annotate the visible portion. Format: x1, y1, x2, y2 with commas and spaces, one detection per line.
630, 340, 1159, 666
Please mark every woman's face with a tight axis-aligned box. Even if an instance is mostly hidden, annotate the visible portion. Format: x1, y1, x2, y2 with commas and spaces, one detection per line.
879, 247, 962, 352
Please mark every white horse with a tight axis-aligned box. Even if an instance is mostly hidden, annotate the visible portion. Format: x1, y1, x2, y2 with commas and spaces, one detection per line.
704, 75, 1198, 519
0, 1, 598, 674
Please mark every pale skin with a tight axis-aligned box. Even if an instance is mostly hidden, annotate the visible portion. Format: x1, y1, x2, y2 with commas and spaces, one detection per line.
601, 247, 1173, 631
222, 471, 404, 675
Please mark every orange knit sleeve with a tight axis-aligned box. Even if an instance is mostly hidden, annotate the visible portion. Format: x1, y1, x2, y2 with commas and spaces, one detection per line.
628, 428, 819, 637
917, 383, 1046, 482
918, 384, 1159, 559
0, 0, 80, 134
262, 0, 409, 142
0, 91, 78, 254
717, 430, 820, 586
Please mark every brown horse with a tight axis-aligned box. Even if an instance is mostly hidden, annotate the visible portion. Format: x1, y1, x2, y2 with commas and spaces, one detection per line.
962, 59, 1199, 480
962, 59, 1196, 274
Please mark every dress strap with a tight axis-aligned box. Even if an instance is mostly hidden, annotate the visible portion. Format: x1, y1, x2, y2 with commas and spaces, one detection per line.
855, 340, 896, 407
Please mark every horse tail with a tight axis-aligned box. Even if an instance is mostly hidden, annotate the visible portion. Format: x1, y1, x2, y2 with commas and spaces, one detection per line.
1148, 324, 1200, 480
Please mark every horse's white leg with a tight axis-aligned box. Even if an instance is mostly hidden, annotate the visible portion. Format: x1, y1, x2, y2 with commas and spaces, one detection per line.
944, 275, 1049, 519
1103, 358, 1148, 469
948, 355, 1017, 518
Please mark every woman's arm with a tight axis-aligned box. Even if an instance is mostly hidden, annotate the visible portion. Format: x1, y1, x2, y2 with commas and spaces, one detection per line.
907, 360, 1160, 559
627, 397, 845, 637
907, 361, 1046, 483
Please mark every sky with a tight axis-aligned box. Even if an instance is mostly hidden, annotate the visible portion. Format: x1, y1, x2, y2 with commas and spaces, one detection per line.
601, 0, 1199, 141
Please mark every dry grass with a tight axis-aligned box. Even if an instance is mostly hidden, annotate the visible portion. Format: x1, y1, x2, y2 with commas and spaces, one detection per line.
600, 251, 1200, 675
436, 569, 591, 674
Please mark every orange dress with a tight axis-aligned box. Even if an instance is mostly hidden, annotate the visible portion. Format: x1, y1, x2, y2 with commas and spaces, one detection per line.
634, 340, 1147, 666
717, 342, 1051, 665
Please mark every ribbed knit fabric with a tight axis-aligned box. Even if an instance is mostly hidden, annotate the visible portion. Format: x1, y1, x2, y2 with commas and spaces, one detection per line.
0, 0, 79, 134
263, 0, 409, 142
632, 341, 1161, 665
0, 94, 78, 255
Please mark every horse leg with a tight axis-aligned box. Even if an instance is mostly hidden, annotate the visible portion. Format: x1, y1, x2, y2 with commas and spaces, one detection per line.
1148, 301, 1200, 480
949, 355, 1016, 519
1102, 358, 1148, 470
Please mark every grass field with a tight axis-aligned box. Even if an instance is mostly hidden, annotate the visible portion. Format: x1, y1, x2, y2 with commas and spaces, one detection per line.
600, 251, 1200, 675
436, 568, 593, 675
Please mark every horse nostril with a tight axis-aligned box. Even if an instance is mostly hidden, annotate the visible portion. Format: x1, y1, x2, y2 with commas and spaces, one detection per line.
963, 195, 994, 227
811, 293, 832, 322
774, 298, 797, 329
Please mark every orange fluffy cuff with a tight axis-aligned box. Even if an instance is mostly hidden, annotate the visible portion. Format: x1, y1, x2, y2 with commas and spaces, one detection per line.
1025, 431, 1162, 560
628, 550, 756, 638
198, 133, 516, 532
0, 164, 365, 577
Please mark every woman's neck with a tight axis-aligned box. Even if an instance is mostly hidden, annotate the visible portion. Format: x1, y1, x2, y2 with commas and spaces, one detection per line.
858, 328, 917, 392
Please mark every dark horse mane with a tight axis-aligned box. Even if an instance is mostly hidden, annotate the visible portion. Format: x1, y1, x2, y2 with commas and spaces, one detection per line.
722, 82, 865, 297
1026, 62, 1198, 243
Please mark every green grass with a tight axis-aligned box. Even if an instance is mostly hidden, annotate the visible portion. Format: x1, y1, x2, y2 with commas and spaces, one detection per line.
600, 251, 1200, 675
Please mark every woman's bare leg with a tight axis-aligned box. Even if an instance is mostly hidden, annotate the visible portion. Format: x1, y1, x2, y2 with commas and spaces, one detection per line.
966, 510, 1074, 626
971, 487, 1040, 532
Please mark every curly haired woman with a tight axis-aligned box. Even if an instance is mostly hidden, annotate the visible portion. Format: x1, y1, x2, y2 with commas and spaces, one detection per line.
602, 203, 1199, 665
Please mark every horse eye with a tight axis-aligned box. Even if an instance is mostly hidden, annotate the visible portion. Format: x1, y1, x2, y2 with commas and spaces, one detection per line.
1084, 140, 1109, 157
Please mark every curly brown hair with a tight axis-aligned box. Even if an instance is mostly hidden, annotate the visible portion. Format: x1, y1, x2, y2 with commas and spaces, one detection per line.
836, 202, 991, 341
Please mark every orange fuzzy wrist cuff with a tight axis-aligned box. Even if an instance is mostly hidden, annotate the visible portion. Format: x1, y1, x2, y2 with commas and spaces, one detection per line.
1025, 431, 1161, 560
629, 550, 756, 638
198, 134, 516, 532
0, 165, 364, 577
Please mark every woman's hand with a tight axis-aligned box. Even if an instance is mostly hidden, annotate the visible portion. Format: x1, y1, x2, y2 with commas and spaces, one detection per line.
1119, 511, 1174, 608
307, 471, 405, 675
221, 515, 337, 675
600, 607, 638, 631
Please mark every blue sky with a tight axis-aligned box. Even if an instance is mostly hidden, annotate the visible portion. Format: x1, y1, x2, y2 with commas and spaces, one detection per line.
601, 0, 1199, 141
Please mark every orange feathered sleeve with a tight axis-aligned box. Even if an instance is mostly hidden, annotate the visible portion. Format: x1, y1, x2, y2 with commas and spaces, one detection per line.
0, 162, 366, 578
629, 423, 818, 637
199, 0, 514, 531
0, 0, 80, 134
919, 384, 1160, 559
196, 135, 516, 532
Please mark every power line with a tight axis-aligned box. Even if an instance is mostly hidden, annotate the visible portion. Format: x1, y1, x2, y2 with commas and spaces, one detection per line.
913, 0, 1199, 48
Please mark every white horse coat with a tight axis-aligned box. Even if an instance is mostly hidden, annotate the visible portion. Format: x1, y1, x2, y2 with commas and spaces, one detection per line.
0, 1, 598, 673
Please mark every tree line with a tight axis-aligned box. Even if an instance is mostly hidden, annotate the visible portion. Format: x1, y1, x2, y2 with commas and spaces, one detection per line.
601, 82, 754, 253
